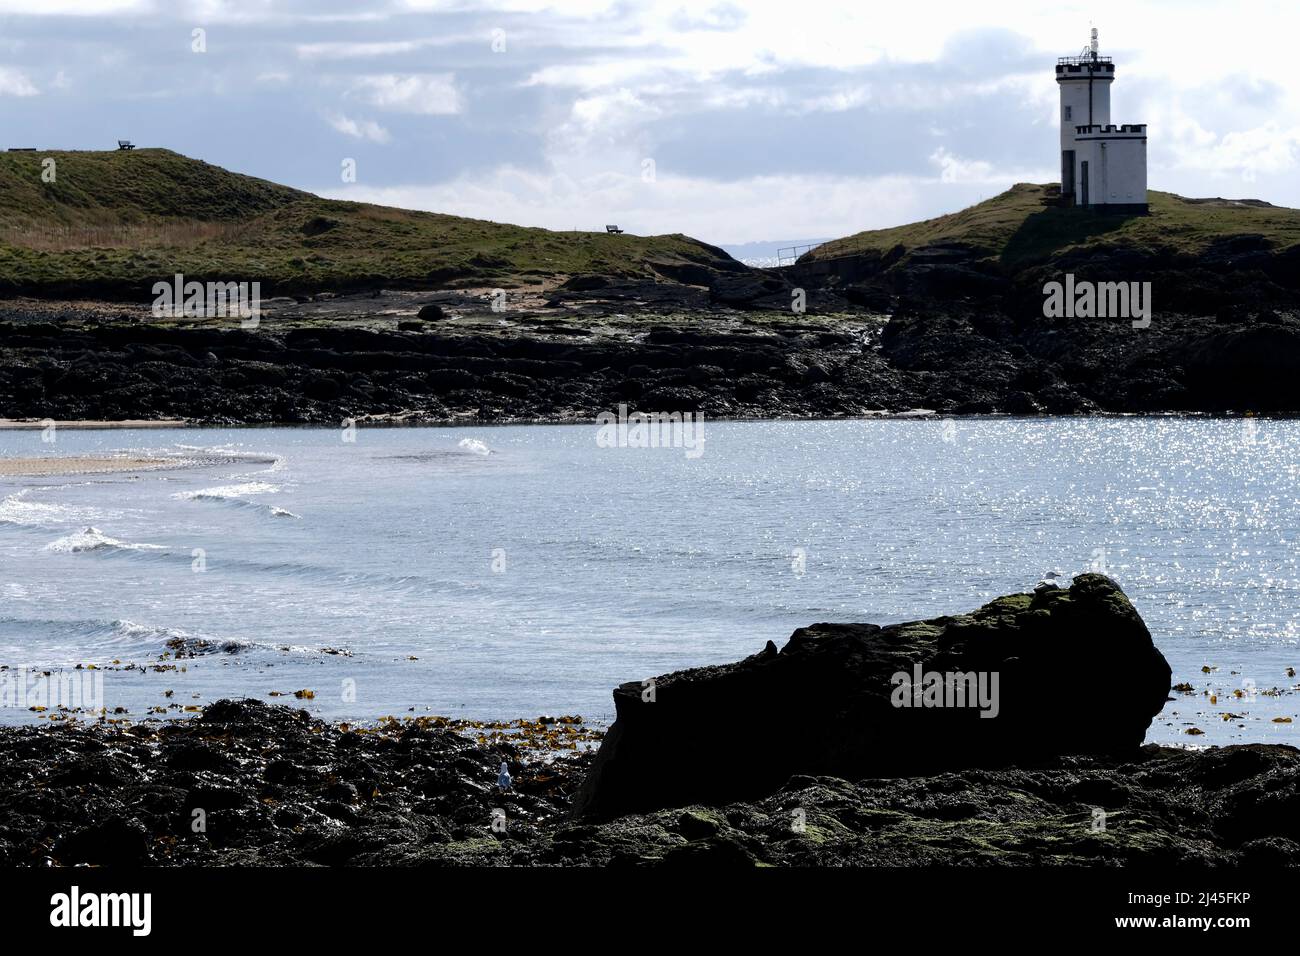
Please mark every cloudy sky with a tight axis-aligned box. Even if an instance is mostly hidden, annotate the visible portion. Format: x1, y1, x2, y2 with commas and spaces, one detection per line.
2, 0, 1298, 250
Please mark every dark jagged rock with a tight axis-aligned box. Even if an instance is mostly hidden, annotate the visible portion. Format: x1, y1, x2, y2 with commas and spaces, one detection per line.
708, 272, 790, 307
6, 273, 1300, 420
5, 686, 1300, 866
573, 575, 1171, 821
531, 744, 1300, 867
0, 293, 914, 424
0, 698, 588, 867
1176, 322, 1300, 409
559, 274, 611, 292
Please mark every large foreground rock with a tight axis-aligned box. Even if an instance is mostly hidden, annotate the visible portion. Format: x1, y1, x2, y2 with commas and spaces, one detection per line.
574, 574, 1172, 820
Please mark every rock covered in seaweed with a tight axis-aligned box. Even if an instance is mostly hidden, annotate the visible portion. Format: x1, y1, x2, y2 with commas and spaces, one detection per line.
573, 574, 1172, 820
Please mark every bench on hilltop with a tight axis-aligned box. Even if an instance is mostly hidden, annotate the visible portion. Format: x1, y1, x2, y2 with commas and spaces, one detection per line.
117, 140, 136, 151
605, 225, 623, 234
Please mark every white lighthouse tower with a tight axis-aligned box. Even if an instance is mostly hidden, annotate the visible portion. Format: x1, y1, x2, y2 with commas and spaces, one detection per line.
1056, 28, 1147, 212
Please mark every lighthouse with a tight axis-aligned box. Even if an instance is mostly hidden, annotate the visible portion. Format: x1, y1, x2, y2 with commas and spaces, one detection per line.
1056, 28, 1148, 213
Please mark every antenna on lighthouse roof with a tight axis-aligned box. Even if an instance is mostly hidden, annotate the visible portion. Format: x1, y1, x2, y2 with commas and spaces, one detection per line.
1079, 24, 1097, 58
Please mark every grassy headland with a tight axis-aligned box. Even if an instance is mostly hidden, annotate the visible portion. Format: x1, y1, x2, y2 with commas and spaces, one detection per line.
804, 182, 1300, 270
0, 149, 739, 299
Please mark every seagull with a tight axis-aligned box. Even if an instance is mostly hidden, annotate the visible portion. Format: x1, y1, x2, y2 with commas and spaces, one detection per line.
1036, 571, 1065, 592
497, 762, 511, 792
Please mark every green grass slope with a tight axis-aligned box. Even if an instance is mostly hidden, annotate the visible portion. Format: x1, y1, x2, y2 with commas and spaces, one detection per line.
0, 149, 737, 298
806, 183, 1300, 270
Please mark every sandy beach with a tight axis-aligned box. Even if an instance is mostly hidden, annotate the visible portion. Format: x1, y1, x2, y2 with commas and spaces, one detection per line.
0, 455, 175, 477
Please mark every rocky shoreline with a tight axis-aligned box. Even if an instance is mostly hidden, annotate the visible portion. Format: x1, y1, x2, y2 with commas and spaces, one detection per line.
3, 274, 1300, 425
4, 701, 1299, 867
3, 576, 1297, 867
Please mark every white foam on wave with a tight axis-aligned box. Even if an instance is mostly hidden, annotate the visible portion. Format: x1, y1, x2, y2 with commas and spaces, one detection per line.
458, 438, 492, 456
174, 480, 282, 501
108, 619, 326, 656
180, 482, 295, 513
105, 618, 208, 644
171, 481, 301, 518
45, 527, 167, 554
20, 617, 252, 655
170, 443, 252, 457
171, 443, 287, 474
0, 614, 323, 658
108, 619, 263, 655
0, 490, 115, 529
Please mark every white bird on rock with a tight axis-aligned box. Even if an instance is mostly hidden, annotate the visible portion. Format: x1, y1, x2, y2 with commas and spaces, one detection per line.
1036, 571, 1065, 592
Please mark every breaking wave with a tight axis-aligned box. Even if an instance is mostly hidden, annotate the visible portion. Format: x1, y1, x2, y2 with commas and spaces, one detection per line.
45, 527, 167, 554
0, 615, 330, 657
0, 490, 116, 530
171, 481, 300, 518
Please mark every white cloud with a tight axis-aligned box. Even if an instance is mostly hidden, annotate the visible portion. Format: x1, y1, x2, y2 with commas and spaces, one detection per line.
349, 74, 461, 115
568, 88, 660, 132
1174, 123, 1300, 182
0, 0, 143, 12
0, 66, 38, 96
297, 40, 428, 61
322, 160, 1055, 245
930, 147, 994, 184
400, 0, 616, 13
325, 112, 391, 143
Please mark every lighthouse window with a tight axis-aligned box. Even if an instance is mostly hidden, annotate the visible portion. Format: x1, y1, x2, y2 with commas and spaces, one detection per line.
1064, 105, 1073, 120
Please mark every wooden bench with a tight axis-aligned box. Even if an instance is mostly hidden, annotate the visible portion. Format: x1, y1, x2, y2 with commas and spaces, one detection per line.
605, 225, 623, 234
117, 140, 136, 151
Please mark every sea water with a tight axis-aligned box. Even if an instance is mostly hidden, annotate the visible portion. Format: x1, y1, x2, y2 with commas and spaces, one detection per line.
1, 418, 1297, 746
